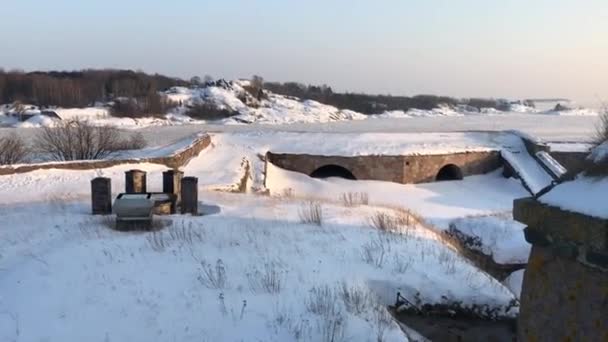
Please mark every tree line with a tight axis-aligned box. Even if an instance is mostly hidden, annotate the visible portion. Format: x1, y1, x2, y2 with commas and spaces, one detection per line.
0, 69, 188, 115
263, 81, 506, 114
0, 69, 517, 117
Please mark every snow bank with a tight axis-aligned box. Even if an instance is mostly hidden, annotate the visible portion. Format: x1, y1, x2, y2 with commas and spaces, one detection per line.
14, 114, 57, 128
588, 141, 608, 163
54, 107, 110, 120
548, 142, 592, 153
449, 215, 530, 264
266, 162, 528, 228
543, 108, 599, 116
503, 270, 525, 298
264, 131, 499, 156
539, 176, 608, 219
0, 193, 517, 341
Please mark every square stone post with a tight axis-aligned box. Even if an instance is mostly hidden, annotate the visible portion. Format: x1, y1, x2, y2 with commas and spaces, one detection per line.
180, 176, 198, 215
125, 169, 147, 194
163, 169, 184, 213
91, 177, 112, 215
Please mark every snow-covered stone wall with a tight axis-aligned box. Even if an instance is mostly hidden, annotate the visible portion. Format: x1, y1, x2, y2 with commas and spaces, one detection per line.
266, 150, 501, 184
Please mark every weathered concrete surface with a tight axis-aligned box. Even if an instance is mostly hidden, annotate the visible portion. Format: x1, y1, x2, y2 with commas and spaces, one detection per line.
266, 151, 501, 184
519, 245, 608, 341
514, 197, 608, 342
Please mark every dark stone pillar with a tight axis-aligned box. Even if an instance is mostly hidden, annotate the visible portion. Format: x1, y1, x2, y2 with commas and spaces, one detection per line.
163, 169, 184, 212
125, 169, 147, 194
91, 177, 112, 215
181, 176, 198, 215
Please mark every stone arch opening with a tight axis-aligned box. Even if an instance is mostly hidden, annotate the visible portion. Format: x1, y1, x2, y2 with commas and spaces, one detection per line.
436, 164, 463, 181
310, 165, 356, 180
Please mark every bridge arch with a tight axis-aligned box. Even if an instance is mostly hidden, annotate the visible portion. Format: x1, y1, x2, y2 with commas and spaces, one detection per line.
436, 164, 463, 181
310, 165, 356, 180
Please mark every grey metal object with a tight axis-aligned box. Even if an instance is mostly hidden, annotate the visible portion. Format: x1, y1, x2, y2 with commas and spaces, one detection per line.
181, 176, 198, 215
114, 193, 154, 230
91, 177, 112, 215
125, 169, 147, 194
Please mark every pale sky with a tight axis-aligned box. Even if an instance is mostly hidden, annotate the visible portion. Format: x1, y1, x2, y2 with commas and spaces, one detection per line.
1, 0, 606, 106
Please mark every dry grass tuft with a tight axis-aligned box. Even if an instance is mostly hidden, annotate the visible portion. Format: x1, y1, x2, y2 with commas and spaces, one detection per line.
198, 259, 229, 289
299, 201, 323, 226
340, 192, 369, 207
247, 262, 285, 294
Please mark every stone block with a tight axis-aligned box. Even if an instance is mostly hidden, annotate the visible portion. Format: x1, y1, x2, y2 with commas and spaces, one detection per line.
91, 177, 112, 215
125, 169, 147, 194
163, 169, 184, 206
181, 177, 198, 215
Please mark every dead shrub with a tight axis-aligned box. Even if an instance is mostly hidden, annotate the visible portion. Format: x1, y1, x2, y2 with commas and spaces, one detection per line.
372, 304, 394, 342
361, 233, 391, 268
340, 192, 369, 207
299, 201, 323, 226
34, 118, 147, 161
593, 106, 608, 146
319, 312, 346, 342
246, 262, 285, 294
306, 285, 347, 342
369, 210, 420, 238
438, 249, 457, 274
306, 285, 339, 317
587, 106, 608, 176
0, 134, 28, 165
392, 254, 414, 274
369, 212, 399, 232
198, 259, 229, 289
339, 282, 374, 315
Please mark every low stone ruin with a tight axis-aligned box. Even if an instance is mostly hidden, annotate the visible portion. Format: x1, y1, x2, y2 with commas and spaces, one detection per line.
514, 197, 608, 341
91, 169, 199, 230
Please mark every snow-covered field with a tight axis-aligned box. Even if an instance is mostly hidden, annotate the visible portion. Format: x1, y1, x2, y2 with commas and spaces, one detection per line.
0, 126, 540, 341
0, 192, 519, 342
2, 76, 592, 339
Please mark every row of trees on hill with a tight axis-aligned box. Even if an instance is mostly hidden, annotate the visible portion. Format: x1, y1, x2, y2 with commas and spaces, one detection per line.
0, 69, 518, 117
0, 69, 189, 110
263, 81, 506, 114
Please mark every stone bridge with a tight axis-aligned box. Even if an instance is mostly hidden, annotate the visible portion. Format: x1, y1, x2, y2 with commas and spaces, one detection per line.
266, 150, 502, 184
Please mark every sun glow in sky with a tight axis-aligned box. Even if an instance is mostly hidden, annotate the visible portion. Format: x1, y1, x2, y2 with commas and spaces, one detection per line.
1, 0, 606, 105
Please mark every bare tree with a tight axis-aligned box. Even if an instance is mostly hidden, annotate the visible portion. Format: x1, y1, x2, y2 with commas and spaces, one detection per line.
34, 119, 137, 161
594, 106, 608, 145
190, 76, 201, 86
0, 134, 29, 165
